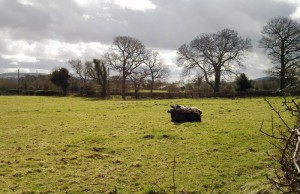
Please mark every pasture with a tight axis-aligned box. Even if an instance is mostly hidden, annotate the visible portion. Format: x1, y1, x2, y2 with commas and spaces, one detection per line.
0, 96, 292, 193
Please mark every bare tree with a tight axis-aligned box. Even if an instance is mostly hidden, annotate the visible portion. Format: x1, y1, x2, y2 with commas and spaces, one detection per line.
69, 59, 89, 85
259, 17, 300, 90
145, 50, 169, 94
69, 59, 90, 93
87, 59, 108, 98
129, 67, 149, 99
177, 28, 252, 93
105, 36, 148, 100
192, 73, 203, 92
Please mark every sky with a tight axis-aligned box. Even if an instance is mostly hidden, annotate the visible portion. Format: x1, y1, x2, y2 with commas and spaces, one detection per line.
0, 0, 299, 81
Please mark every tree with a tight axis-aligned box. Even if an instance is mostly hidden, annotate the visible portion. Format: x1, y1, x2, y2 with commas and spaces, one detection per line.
19, 74, 56, 90
129, 67, 149, 99
177, 28, 252, 93
235, 73, 252, 91
259, 17, 300, 90
192, 73, 203, 92
145, 50, 169, 94
69, 59, 90, 90
106, 36, 148, 100
87, 59, 108, 98
50, 68, 70, 95
0, 78, 17, 90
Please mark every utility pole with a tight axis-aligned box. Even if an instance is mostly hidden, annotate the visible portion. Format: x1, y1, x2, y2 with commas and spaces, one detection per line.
17, 69, 20, 89
107, 67, 110, 97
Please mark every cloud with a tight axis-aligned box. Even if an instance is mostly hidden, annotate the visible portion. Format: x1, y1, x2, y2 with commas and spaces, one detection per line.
0, 0, 298, 80
271, 0, 300, 20
112, 0, 156, 11
17, 0, 34, 6
241, 51, 273, 79
0, 28, 109, 63
82, 14, 94, 21
158, 49, 182, 82
2, 54, 39, 63
290, 6, 300, 19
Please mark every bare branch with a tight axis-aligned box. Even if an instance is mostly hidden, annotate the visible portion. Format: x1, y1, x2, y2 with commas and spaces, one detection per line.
293, 126, 300, 173
264, 98, 292, 131
261, 89, 300, 192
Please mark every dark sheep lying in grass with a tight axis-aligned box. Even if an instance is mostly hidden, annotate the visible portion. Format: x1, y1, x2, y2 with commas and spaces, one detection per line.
167, 105, 202, 123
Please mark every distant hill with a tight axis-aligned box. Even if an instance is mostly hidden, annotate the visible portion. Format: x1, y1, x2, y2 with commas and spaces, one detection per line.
0, 72, 45, 79
254, 77, 276, 81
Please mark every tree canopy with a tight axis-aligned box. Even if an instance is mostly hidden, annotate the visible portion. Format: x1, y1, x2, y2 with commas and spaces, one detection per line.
235, 73, 252, 91
259, 17, 300, 90
145, 50, 169, 94
105, 36, 148, 100
87, 59, 108, 98
177, 28, 252, 93
50, 68, 70, 95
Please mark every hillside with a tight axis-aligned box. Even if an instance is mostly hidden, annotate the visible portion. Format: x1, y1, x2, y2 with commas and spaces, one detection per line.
0, 72, 45, 79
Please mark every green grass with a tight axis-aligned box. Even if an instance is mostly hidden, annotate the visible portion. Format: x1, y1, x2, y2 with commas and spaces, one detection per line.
0, 96, 294, 193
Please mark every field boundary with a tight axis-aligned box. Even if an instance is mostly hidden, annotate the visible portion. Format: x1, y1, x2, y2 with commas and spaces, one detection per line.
1, 89, 300, 98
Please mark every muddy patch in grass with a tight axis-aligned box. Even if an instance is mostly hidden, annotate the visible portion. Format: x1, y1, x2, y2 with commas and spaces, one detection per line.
143, 135, 154, 139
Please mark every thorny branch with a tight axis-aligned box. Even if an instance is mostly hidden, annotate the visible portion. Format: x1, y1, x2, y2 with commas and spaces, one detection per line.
261, 89, 300, 193
293, 125, 300, 173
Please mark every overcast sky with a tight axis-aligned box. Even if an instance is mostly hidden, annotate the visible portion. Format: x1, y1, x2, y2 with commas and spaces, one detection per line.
0, 0, 299, 81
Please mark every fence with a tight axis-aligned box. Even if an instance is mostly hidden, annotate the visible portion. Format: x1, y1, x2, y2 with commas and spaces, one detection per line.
110, 90, 300, 99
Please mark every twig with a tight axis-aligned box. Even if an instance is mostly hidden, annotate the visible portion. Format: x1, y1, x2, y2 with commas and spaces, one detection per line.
264, 98, 292, 131
259, 118, 285, 140
293, 125, 300, 173
172, 155, 176, 194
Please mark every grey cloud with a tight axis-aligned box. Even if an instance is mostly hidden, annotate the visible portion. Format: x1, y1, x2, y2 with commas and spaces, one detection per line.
123, 0, 295, 49
0, 0, 295, 47
0, 57, 68, 72
0, 0, 298, 78
0, 0, 54, 41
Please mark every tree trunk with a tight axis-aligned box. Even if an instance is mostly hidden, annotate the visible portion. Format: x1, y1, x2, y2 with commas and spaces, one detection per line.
122, 73, 126, 100
280, 56, 286, 90
279, 43, 287, 90
150, 76, 154, 94
101, 70, 108, 98
62, 87, 67, 96
280, 67, 285, 90
133, 81, 140, 99
214, 71, 221, 93
150, 81, 154, 94
102, 83, 107, 98
134, 89, 138, 99
150, 77, 154, 97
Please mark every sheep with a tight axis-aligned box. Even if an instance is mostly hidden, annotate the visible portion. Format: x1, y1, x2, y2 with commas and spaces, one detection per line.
167, 105, 202, 123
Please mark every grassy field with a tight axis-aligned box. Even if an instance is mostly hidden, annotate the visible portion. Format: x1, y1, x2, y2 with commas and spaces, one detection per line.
0, 96, 293, 193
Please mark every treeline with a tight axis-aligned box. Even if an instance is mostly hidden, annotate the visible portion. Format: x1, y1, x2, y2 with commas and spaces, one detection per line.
66, 37, 170, 99
1, 71, 297, 98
